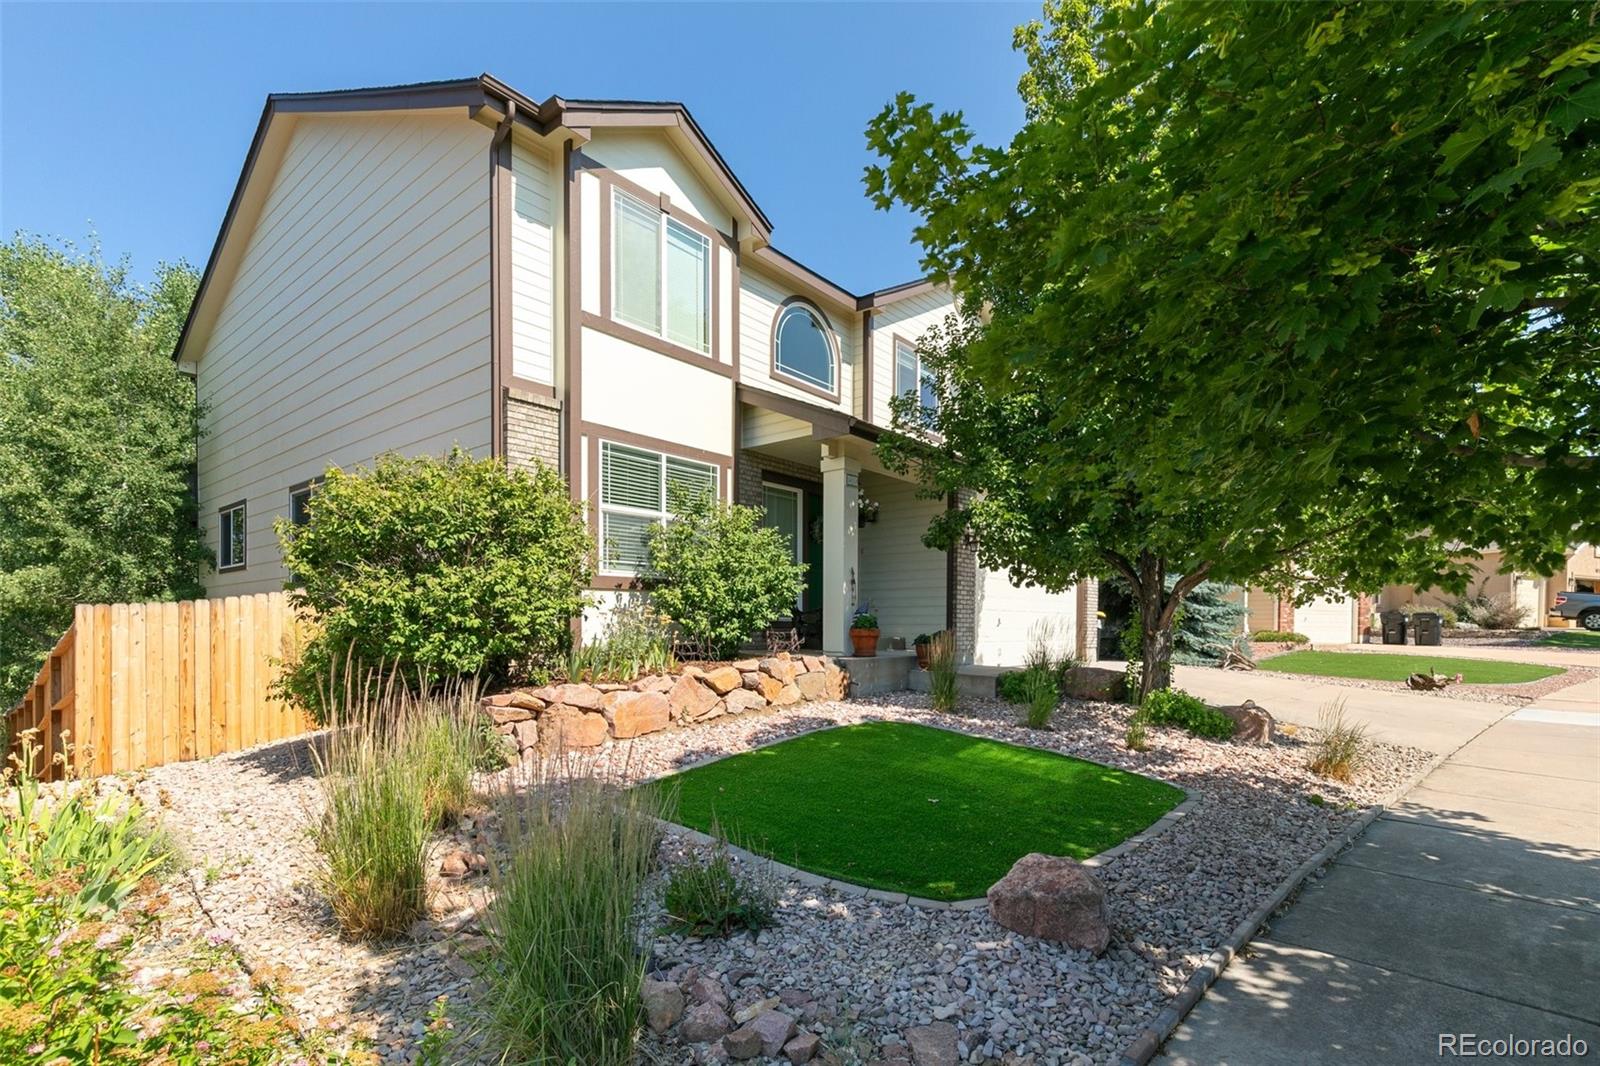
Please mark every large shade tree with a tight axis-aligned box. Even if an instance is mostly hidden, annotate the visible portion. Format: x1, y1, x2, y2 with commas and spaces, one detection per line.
869, 0, 1597, 697
0, 236, 207, 705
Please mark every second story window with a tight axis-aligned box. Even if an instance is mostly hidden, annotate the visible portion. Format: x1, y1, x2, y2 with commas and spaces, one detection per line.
612, 188, 710, 354
894, 337, 939, 420
773, 303, 837, 394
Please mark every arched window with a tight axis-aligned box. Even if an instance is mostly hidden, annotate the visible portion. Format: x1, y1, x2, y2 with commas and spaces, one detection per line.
773, 302, 837, 393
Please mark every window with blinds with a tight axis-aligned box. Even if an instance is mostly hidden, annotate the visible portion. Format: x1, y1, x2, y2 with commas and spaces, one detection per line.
611, 187, 711, 354
599, 441, 718, 573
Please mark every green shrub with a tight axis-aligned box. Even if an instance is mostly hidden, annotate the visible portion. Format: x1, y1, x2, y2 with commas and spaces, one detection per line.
1401, 600, 1459, 627
661, 833, 775, 937
1250, 630, 1309, 644
565, 597, 677, 682
1020, 668, 1059, 729
276, 449, 592, 716
644, 492, 807, 660
928, 630, 959, 713
309, 679, 488, 938
479, 773, 664, 1066
1307, 700, 1370, 781
1140, 687, 1237, 740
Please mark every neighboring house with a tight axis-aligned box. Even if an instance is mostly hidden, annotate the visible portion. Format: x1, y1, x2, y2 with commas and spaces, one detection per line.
1239, 587, 1367, 646
173, 74, 1099, 664
1377, 544, 1598, 626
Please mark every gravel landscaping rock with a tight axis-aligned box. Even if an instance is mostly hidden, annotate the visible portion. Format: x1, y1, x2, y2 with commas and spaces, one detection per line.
133, 686, 1430, 1065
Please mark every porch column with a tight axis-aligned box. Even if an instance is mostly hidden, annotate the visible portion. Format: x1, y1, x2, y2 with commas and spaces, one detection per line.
820, 454, 861, 656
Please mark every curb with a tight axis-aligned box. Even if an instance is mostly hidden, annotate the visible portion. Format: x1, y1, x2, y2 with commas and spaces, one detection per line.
1115, 747, 1450, 1066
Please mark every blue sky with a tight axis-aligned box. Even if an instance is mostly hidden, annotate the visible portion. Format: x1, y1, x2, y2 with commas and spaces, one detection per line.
1, 2, 1032, 293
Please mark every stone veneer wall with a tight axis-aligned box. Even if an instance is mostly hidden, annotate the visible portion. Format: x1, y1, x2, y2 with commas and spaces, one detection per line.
505, 389, 562, 472
482, 652, 847, 761
1078, 579, 1100, 663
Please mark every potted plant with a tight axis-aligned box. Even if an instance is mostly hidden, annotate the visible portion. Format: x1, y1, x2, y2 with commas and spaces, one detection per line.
913, 633, 934, 669
849, 608, 880, 657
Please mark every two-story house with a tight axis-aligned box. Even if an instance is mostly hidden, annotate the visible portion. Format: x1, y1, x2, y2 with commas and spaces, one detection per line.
173, 74, 1100, 665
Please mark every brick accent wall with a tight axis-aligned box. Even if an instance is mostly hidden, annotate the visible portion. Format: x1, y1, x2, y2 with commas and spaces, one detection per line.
951, 538, 977, 664
737, 450, 821, 506
1077, 578, 1100, 663
505, 389, 562, 473
1275, 597, 1295, 632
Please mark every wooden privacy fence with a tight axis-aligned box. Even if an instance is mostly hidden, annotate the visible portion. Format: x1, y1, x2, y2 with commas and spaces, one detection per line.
7, 592, 313, 781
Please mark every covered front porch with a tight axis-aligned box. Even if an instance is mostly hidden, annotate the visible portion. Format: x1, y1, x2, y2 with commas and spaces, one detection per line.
736, 386, 953, 659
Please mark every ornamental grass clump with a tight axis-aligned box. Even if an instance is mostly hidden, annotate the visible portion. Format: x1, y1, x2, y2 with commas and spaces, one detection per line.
928, 630, 959, 713
310, 671, 491, 939
478, 762, 665, 1066
1308, 700, 1370, 782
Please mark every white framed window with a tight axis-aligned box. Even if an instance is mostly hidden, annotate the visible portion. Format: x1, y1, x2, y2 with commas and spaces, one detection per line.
218, 500, 247, 571
773, 303, 837, 393
611, 188, 711, 354
599, 441, 718, 574
894, 337, 939, 419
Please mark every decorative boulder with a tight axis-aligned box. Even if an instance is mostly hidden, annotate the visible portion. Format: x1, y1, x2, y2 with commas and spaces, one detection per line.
986, 853, 1111, 954
795, 671, 829, 701
1221, 698, 1275, 744
631, 674, 675, 694
701, 666, 744, 696
680, 1002, 734, 1043
486, 705, 534, 726
754, 673, 786, 703
905, 1022, 960, 1066
668, 674, 721, 721
542, 705, 608, 749
824, 665, 848, 700
771, 683, 803, 707
748, 1010, 797, 1058
759, 656, 799, 685
545, 683, 604, 710
601, 690, 670, 738
722, 689, 767, 715
511, 719, 538, 751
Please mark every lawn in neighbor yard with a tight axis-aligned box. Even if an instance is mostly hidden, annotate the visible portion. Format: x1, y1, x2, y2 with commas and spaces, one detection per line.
1540, 630, 1600, 649
648, 721, 1184, 901
1258, 650, 1564, 684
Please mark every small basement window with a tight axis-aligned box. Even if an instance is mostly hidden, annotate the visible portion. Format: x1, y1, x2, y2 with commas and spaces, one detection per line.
218, 500, 247, 571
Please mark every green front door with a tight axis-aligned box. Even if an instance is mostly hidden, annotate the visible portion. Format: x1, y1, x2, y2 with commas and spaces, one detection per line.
760, 484, 819, 610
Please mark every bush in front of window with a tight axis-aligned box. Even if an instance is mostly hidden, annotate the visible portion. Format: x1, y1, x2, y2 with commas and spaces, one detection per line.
275, 448, 591, 717
644, 492, 806, 661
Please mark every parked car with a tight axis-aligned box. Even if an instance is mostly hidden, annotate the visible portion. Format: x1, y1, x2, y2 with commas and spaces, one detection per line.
1550, 590, 1600, 631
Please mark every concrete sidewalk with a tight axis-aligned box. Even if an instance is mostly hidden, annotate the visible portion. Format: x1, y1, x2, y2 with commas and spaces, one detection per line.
1160, 677, 1600, 1064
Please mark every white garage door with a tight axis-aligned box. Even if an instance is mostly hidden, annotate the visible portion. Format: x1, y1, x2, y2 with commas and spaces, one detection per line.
1297, 595, 1356, 646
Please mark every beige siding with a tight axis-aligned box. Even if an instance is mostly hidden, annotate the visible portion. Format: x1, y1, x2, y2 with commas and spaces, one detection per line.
580, 327, 735, 457
869, 289, 958, 426
510, 138, 557, 385
738, 266, 857, 414
856, 474, 946, 645
196, 111, 493, 597
583, 129, 735, 232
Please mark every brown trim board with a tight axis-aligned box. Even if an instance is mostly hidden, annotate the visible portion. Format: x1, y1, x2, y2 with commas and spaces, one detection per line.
489, 110, 515, 459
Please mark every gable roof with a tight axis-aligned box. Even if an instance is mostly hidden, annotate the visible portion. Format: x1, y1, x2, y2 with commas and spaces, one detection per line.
173, 74, 936, 364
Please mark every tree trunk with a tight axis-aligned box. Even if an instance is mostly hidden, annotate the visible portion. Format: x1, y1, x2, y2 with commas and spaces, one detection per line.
1137, 581, 1174, 701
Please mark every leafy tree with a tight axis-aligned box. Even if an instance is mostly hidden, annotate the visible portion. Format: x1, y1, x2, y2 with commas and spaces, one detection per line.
276, 449, 591, 713
869, 1, 1598, 698
0, 236, 206, 705
645, 493, 806, 660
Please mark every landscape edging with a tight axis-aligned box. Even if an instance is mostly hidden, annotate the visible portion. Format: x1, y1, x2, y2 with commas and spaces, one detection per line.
1114, 746, 1451, 1066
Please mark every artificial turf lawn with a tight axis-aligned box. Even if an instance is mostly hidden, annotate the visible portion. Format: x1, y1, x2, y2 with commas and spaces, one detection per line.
646, 721, 1184, 901
1540, 630, 1600, 649
1257, 650, 1563, 684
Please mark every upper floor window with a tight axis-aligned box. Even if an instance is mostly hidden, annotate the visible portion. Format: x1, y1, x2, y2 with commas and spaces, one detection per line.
894, 337, 939, 420
218, 500, 247, 571
612, 188, 710, 353
773, 303, 837, 394
599, 441, 718, 573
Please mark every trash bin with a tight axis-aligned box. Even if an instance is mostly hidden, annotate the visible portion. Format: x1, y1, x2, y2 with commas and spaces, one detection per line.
1380, 610, 1408, 645
1412, 611, 1443, 646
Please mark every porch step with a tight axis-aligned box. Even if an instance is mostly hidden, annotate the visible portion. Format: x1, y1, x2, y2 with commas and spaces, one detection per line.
907, 663, 1005, 699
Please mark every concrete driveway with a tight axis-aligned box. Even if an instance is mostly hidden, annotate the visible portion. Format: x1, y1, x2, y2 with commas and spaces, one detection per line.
1159, 671, 1600, 1065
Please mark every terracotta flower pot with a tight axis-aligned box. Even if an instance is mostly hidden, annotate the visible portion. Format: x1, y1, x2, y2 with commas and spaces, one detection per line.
914, 643, 932, 669
849, 628, 880, 657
